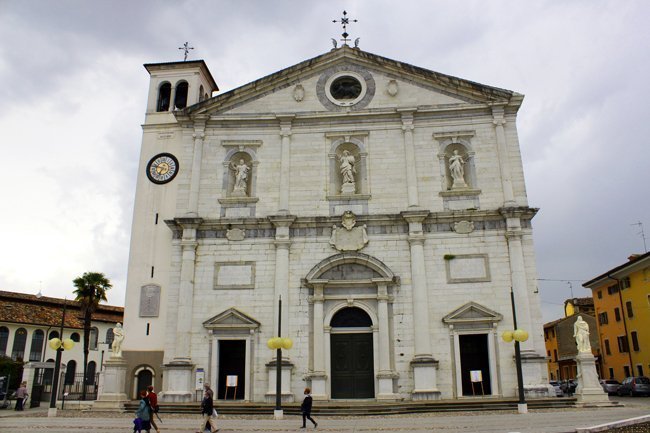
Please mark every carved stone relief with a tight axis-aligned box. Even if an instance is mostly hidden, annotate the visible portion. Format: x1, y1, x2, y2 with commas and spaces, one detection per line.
453, 221, 475, 234
226, 228, 246, 241
330, 211, 368, 251
387, 79, 398, 96
293, 84, 305, 102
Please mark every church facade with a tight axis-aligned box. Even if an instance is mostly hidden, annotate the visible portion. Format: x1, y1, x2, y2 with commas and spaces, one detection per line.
120, 45, 552, 402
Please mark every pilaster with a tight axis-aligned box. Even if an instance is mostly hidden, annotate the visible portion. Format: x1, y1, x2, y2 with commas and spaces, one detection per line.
491, 106, 515, 207
399, 109, 419, 208
277, 115, 295, 214
187, 119, 206, 216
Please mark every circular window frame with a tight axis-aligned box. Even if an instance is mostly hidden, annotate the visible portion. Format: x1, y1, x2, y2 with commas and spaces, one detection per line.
325, 72, 367, 107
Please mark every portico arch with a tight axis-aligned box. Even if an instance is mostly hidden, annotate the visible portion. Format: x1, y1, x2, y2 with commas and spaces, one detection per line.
304, 252, 399, 400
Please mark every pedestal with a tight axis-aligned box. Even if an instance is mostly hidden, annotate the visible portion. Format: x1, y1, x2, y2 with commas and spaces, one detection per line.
341, 183, 356, 195
94, 357, 128, 410
377, 371, 400, 400
265, 359, 294, 403
411, 358, 441, 400
160, 361, 194, 402
307, 373, 327, 400
575, 352, 611, 406
520, 351, 554, 398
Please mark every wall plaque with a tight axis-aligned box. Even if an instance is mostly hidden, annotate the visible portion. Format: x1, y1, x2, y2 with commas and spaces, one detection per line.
215, 262, 255, 289
139, 284, 161, 317
445, 254, 491, 283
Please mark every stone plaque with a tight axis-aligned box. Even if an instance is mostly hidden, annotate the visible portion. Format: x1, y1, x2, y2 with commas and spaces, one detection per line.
226, 228, 246, 241
139, 284, 161, 317
215, 262, 255, 289
445, 254, 490, 283
225, 207, 251, 218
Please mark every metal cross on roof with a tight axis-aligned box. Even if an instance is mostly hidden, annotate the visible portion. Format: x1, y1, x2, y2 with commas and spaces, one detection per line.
332, 10, 358, 46
178, 41, 194, 61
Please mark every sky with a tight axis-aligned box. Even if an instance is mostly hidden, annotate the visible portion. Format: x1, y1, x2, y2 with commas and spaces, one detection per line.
0, 0, 648, 322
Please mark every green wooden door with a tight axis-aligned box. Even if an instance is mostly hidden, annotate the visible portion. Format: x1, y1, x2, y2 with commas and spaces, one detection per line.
331, 333, 374, 398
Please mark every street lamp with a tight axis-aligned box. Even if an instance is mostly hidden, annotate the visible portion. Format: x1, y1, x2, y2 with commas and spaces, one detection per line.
47, 299, 75, 417
267, 296, 292, 420
501, 288, 529, 414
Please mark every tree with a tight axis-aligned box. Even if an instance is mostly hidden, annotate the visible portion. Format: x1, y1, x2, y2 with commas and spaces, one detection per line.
72, 272, 111, 400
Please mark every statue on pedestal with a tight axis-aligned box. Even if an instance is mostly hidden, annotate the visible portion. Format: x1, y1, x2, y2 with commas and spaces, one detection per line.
230, 159, 250, 196
448, 150, 468, 189
573, 315, 591, 353
111, 323, 125, 358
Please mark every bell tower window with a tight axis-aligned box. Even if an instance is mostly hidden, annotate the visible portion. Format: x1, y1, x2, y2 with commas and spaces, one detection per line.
174, 81, 189, 109
156, 82, 171, 112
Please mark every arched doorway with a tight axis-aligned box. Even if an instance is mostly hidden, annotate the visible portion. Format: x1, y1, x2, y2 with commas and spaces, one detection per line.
135, 369, 153, 398
330, 307, 375, 399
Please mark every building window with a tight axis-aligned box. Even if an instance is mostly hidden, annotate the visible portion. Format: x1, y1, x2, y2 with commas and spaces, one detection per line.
631, 331, 640, 351
547, 350, 551, 357
86, 361, 97, 385
29, 329, 45, 361
0, 326, 8, 355
617, 336, 630, 353
553, 349, 558, 362
608, 285, 619, 295
624, 365, 631, 377
637, 365, 644, 376
598, 312, 609, 325
70, 332, 80, 342
89, 327, 98, 350
48, 330, 59, 340
106, 328, 114, 346
598, 290, 602, 299
604, 339, 611, 355
614, 308, 621, 322
608, 368, 614, 379
621, 277, 631, 289
65, 360, 76, 385
11, 328, 27, 361
156, 82, 171, 112
174, 81, 188, 109
626, 301, 634, 318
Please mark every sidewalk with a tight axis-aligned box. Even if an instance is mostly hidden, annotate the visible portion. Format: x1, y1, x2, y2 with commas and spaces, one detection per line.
0, 405, 648, 433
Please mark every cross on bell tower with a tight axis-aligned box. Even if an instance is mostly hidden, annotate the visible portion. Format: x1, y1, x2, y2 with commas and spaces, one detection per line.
178, 41, 194, 61
332, 10, 358, 46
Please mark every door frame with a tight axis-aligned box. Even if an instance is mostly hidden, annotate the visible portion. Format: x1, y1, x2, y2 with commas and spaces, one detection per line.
210, 336, 252, 401
452, 329, 499, 398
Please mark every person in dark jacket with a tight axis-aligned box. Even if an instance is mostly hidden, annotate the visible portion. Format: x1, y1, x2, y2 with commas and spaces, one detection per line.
134, 390, 151, 433
300, 387, 317, 429
196, 388, 218, 433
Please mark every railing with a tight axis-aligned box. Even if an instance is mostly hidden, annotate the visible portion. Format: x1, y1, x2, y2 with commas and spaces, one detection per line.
58, 373, 100, 401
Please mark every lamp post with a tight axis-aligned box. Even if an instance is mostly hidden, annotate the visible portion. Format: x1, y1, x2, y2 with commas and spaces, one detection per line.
267, 296, 292, 420
47, 299, 75, 417
501, 288, 528, 414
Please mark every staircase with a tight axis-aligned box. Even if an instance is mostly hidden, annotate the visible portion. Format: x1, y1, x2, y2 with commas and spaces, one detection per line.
124, 397, 576, 416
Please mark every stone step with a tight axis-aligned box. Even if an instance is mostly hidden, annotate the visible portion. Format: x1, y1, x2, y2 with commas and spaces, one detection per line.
124, 397, 576, 415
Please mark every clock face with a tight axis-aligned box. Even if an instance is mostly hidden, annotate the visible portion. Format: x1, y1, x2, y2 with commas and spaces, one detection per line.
146, 153, 179, 184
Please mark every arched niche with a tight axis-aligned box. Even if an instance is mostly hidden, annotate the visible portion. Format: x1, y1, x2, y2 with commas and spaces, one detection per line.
437, 138, 477, 191
221, 148, 259, 199
327, 135, 369, 198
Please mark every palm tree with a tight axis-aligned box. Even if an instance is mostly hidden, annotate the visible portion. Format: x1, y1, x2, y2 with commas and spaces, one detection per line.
72, 272, 111, 400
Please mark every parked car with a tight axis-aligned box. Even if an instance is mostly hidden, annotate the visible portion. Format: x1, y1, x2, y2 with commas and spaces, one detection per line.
549, 380, 563, 397
599, 379, 621, 395
617, 376, 650, 396
560, 379, 577, 395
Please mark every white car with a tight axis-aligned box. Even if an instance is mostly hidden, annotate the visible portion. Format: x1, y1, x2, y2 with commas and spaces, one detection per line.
549, 380, 563, 397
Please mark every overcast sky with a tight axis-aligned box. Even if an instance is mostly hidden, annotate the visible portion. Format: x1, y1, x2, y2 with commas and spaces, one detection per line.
1, 0, 648, 322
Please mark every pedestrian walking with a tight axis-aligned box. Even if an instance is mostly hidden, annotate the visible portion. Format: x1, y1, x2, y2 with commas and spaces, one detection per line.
134, 390, 152, 433
300, 387, 317, 429
14, 381, 28, 411
147, 385, 161, 433
197, 387, 218, 433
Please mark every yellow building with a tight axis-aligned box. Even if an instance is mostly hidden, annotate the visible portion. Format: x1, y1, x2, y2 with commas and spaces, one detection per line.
583, 252, 650, 381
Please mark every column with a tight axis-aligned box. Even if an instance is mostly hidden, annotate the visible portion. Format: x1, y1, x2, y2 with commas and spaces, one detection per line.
492, 106, 515, 206
376, 283, 398, 399
399, 109, 419, 208
187, 119, 206, 216
162, 218, 201, 402
277, 115, 294, 213
402, 210, 440, 400
169, 86, 177, 111
310, 284, 327, 399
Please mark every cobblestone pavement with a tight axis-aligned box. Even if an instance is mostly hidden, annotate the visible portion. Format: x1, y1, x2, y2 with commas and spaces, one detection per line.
0, 398, 648, 433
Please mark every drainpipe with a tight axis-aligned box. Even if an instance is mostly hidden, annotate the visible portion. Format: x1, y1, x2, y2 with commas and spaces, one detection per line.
606, 275, 634, 376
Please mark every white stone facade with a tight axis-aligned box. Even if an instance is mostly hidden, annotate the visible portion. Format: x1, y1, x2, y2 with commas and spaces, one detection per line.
121, 47, 551, 403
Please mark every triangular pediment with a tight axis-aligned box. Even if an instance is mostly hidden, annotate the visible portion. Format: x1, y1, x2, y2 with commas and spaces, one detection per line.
180, 46, 521, 118
442, 302, 502, 325
203, 308, 260, 330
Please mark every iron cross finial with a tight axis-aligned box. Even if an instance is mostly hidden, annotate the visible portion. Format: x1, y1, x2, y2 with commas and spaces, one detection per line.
178, 42, 194, 61
332, 10, 358, 46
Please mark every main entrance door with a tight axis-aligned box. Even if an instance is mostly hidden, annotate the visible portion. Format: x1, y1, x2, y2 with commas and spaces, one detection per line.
218, 340, 245, 400
459, 334, 492, 396
330, 307, 374, 399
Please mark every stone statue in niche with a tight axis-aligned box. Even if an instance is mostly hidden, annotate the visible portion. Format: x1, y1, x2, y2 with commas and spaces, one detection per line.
330, 211, 368, 251
448, 149, 468, 189
230, 158, 250, 196
339, 150, 356, 194
574, 315, 591, 353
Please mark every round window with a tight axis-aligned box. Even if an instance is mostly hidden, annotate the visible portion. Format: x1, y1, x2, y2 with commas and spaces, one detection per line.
324, 71, 368, 107
330, 76, 362, 101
